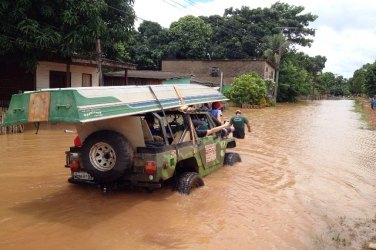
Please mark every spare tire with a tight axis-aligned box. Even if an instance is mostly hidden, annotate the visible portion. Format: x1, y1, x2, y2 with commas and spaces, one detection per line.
81, 130, 133, 183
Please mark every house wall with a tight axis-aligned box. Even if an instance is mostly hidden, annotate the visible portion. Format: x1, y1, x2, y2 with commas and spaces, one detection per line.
104, 76, 164, 86
128, 78, 162, 85
264, 63, 275, 81
36, 61, 98, 89
162, 60, 275, 86
103, 76, 127, 86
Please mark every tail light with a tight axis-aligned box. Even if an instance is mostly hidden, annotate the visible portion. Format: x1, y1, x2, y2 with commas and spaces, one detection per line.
74, 136, 82, 147
70, 159, 81, 172
144, 161, 157, 174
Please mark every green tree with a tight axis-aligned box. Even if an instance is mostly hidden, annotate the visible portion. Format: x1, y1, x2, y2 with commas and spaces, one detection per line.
318, 72, 336, 95
166, 15, 212, 59
348, 69, 366, 95
318, 72, 350, 96
278, 60, 310, 102
264, 34, 290, 64
202, 2, 317, 59
331, 75, 349, 96
0, 0, 135, 71
363, 61, 376, 96
279, 52, 326, 96
263, 33, 290, 99
309, 55, 327, 94
100, 0, 136, 60
127, 21, 168, 69
200, 2, 322, 103
224, 72, 267, 105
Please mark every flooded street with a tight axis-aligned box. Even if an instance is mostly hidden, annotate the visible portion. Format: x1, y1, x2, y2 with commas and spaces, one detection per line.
1, 100, 376, 249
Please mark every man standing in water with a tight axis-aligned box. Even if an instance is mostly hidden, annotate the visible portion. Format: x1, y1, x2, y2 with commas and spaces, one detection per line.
229, 110, 251, 139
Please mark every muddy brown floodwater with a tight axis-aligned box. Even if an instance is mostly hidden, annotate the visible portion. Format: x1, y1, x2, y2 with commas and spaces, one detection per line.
1, 100, 376, 250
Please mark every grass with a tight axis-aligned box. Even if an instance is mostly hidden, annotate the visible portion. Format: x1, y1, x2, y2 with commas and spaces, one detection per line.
354, 97, 376, 130
319, 215, 376, 249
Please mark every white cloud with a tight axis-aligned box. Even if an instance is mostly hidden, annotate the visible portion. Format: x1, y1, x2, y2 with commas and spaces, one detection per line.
300, 27, 376, 77
133, 0, 376, 78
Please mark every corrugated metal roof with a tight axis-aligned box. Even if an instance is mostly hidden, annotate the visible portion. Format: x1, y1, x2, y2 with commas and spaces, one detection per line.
105, 70, 191, 80
71, 56, 137, 70
161, 59, 276, 69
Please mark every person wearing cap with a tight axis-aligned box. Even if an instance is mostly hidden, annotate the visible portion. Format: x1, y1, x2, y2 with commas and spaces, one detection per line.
229, 110, 251, 139
209, 102, 223, 123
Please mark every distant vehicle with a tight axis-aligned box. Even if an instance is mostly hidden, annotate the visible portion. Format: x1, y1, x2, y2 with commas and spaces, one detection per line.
4, 84, 241, 194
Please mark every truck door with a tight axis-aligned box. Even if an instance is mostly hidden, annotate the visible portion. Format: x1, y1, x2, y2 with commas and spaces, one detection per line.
189, 113, 222, 172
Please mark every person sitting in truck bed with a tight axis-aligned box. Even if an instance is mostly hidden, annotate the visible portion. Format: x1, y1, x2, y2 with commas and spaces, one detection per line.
193, 120, 233, 138
209, 101, 223, 123
144, 113, 164, 142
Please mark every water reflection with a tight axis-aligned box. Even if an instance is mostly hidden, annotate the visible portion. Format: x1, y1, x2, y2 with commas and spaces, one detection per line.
0, 100, 375, 249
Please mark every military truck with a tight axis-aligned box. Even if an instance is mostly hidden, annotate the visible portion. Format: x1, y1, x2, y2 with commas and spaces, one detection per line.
4, 84, 241, 194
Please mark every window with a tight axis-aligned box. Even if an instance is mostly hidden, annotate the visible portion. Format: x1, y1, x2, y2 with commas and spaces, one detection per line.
50, 71, 70, 88
82, 73, 92, 87
210, 67, 219, 77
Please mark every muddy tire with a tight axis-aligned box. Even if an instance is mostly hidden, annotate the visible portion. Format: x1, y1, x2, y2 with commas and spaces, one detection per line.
81, 130, 133, 184
224, 152, 241, 166
177, 172, 204, 195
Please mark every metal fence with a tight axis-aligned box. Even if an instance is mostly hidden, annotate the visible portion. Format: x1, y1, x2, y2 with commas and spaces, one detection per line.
0, 107, 24, 135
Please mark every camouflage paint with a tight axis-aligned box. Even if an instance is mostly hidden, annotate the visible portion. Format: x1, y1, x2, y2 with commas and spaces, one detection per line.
160, 150, 177, 180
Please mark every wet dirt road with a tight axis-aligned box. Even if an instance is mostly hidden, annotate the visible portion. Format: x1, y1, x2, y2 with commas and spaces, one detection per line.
0, 100, 375, 250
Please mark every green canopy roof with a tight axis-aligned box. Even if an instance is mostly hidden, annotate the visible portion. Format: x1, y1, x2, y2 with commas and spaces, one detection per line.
3, 84, 228, 126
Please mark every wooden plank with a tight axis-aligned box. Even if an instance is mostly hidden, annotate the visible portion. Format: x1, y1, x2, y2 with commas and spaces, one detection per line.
173, 85, 185, 105
28, 92, 50, 122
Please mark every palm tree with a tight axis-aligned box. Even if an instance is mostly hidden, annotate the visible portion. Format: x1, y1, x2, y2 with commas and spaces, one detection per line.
264, 33, 291, 101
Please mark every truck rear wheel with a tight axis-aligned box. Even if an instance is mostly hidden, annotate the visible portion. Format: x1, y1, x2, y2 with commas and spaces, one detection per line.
177, 172, 204, 194
81, 130, 133, 183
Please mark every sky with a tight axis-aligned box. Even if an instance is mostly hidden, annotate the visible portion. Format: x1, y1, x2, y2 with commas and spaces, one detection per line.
133, 0, 376, 79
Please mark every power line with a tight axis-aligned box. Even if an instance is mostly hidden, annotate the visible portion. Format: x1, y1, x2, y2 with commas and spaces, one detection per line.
159, 0, 192, 16
170, 0, 203, 16
116, 0, 255, 42
154, 0, 249, 41
106, 3, 168, 29
181, 0, 211, 17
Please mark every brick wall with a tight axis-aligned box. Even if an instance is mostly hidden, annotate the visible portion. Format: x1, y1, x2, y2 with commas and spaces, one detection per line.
162, 60, 275, 86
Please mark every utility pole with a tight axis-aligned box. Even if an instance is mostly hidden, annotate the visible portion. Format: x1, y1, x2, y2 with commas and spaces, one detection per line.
273, 26, 296, 102
96, 39, 103, 86
220, 71, 224, 93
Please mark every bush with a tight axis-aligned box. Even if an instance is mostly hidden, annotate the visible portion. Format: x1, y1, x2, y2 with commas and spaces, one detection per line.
224, 72, 267, 106
259, 97, 267, 107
